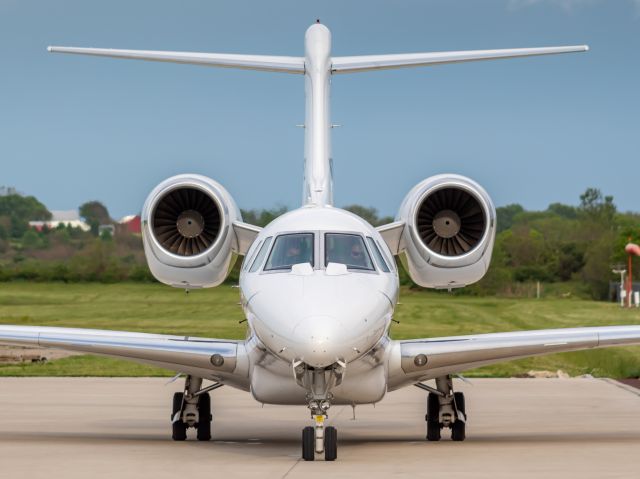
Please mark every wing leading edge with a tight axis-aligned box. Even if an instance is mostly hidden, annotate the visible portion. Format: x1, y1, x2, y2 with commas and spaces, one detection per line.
47, 46, 305, 74
390, 325, 640, 390
0, 325, 247, 386
331, 45, 588, 73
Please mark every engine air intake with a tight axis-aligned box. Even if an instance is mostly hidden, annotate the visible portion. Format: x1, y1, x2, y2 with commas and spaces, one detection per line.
152, 188, 221, 256
417, 187, 485, 257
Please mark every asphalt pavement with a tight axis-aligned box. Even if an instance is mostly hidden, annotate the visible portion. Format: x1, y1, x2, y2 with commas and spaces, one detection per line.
0, 377, 638, 478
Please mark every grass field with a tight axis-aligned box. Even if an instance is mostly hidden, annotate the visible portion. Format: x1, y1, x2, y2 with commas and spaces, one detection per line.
1, 282, 639, 377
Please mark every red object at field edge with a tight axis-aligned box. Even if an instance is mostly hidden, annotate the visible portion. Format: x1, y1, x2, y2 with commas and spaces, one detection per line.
625, 243, 640, 256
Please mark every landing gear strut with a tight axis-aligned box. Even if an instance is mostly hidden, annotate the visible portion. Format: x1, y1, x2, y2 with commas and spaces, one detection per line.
171, 375, 219, 441
296, 361, 344, 461
302, 399, 337, 461
423, 376, 466, 441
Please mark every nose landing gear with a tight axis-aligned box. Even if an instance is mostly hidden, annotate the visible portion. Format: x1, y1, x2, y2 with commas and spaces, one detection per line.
302, 400, 337, 461
295, 361, 344, 461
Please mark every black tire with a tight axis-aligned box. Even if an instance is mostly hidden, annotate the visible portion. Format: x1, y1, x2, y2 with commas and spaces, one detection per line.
324, 426, 337, 461
171, 392, 187, 441
451, 391, 466, 441
454, 392, 466, 416
426, 392, 441, 441
172, 392, 183, 420
302, 426, 315, 461
451, 419, 465, 441
196, 393, 212, 441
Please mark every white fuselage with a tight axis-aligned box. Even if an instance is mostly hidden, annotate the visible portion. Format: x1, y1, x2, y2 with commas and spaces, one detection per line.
239, 207, 399, 404
236, 26, 400, 405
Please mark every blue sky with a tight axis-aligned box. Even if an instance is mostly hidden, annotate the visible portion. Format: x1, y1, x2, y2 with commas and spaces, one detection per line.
1, 0, 639, 219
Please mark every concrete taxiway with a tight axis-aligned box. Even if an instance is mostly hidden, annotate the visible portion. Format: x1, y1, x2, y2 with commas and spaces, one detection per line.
0, 377, 638, 478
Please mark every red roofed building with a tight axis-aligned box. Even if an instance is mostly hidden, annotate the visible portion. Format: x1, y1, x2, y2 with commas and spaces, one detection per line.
119, 215, 141, 234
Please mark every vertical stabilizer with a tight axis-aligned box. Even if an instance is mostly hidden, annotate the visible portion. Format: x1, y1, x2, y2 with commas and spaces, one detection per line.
302, 23, 333, 207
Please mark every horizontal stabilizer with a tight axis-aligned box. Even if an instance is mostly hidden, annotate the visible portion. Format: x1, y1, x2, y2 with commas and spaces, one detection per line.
47, 46, 305, 74
331, 45, 588, 74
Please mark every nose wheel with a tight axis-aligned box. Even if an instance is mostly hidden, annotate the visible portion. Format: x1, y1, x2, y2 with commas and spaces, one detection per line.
301, 401, 338, 461
302, 421, 338, 461
324, 426, 337, 460
296, 361, 344, 460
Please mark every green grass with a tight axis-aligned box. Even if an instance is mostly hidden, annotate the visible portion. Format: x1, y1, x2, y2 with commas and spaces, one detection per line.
0, 282, 639, 377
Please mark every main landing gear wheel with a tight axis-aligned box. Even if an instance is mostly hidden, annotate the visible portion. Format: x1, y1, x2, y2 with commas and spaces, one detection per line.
426, 392, 441, 441
302, 426, 315, 461
451, 392, 466, 442
324, 426, 337, 461
196, 392, 212, 441
171, 392, 187, 441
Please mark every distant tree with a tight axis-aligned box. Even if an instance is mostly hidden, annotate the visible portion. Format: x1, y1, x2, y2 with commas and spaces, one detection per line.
581, 234, 615, 300
51, 226, 71, 245
341, 205, 393, 226
553, 242, 585, 281
496, 204, 524, 233
579, 188, 616, 226
80, 201, 111, 236
0, 194, 50, 221
21, 229, 42, 249
100, 229, 113, 241
0, 193, 51, 238
547, 202, 578, 219
241, 206, 288, 227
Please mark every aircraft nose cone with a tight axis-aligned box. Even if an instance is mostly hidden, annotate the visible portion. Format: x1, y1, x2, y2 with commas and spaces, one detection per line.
293, 315, 344, 368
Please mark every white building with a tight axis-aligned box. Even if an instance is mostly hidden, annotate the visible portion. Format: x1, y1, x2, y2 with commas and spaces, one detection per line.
29, 210, 91, 232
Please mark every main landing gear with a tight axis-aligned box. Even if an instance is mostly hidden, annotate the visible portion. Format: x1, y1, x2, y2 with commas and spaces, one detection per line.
171, 375, 222, 441
421, 376, 466, 442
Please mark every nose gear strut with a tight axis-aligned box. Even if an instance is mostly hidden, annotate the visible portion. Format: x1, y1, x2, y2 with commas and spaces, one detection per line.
295, 360, 344, 461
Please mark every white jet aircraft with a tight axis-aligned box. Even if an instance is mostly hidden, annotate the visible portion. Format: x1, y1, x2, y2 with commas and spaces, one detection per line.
1, 22, 639, 461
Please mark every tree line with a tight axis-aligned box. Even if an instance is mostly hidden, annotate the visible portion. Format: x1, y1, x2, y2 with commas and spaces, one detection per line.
0, 188, 637, 299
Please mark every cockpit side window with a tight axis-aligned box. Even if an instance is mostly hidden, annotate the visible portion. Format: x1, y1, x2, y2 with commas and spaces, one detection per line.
367, 237, 390, 273
249, 237, 272, 273
243, 239, 262, 271
264, 233, 314, 271
325, 233, 374, 271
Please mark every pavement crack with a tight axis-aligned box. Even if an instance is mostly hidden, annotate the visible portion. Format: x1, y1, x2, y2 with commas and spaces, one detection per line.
281, 458, 301, 479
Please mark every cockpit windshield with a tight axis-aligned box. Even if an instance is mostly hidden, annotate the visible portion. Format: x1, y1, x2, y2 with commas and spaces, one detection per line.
325, 233, 374, 271
264, 233, 314, 271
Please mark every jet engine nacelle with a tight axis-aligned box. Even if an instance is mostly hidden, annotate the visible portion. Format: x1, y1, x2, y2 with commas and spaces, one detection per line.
396, 174, 496, 289
141, 174, 241, 288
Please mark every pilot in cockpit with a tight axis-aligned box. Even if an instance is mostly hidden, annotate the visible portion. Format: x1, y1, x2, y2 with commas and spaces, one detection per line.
349, 243, 365, 264
285, 242, 303, 264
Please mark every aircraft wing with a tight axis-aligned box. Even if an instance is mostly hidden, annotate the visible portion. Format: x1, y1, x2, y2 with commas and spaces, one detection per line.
390, 325, 640, 389
0, 325, 246, 384
332, 45, 588, 74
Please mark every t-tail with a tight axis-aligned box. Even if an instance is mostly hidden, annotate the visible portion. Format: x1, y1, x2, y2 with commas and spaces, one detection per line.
48, 22, 588, 208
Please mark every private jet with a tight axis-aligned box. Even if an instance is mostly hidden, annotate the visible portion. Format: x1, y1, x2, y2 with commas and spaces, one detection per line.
2, 22, 639, 461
